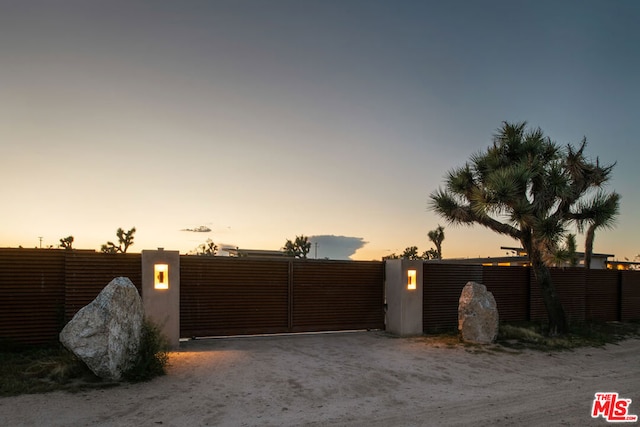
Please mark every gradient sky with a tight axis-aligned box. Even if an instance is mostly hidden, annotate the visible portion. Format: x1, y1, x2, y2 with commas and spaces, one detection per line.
2, 1, 639, 261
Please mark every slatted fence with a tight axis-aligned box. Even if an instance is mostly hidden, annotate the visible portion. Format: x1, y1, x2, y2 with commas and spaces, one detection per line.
1, 248, 639, 345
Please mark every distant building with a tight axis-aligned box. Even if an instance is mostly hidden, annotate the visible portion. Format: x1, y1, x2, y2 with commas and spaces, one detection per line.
434, 246, 637, 270
223, 248, 289, 258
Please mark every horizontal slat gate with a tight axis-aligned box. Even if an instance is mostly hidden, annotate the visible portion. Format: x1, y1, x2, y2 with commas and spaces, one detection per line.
180, 257, 290, 337
0, 249, 65, 345
292, 260, 384, 332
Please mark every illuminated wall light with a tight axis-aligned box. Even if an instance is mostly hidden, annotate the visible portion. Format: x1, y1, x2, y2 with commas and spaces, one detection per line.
154, 264, 169, 289
407, 269, 417, 290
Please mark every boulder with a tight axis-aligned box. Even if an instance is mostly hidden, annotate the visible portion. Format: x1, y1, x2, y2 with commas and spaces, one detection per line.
60, 277, 144, 380
458, 281, 499, 344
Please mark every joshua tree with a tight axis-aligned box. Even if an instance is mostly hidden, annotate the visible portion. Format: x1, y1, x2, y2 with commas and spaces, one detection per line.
383, 246, 439, 260
59, 236, 74, 250
194, 239, 217, 256
427, 225, 445, 259
578, 194, 620, 269
101, 227, 136, 254
283, 235, 311, 258
401, 246, 420, 260
430, 121, 619, 335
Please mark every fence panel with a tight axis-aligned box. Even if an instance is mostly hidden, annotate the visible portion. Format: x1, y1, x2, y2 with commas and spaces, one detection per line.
585, 270, 620, 321
482, 266, 529, 322
423, 263, 483, 332
64, 252, 142, 322
0, 249, 66, 345
530, 268, 586, 323
292, 260, 384, 332
180, 257, 290, 337
621, 271, 640, 321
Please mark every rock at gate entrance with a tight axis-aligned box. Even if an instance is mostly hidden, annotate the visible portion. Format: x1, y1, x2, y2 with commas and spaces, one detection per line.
458, 281, 499, 344
60, 277, 144, 380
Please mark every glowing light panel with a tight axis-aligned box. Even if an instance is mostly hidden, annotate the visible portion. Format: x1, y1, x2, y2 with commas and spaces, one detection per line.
154, 264, 169, 289
407, 269, 417, 290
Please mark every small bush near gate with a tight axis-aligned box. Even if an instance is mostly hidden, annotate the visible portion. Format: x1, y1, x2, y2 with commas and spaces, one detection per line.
123, 317, 170, 382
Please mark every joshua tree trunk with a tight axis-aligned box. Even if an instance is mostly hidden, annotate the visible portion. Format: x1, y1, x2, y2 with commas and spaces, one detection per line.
530, 248, 568, 335
584, 224, 596, 269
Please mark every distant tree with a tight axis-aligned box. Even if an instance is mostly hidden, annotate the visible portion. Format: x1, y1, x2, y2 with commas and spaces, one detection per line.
283, 235, 311, 258
192, 239, 217, 256
101, 227, 136, 254
401, 246, 420, 260
59, 235, 74, 250
421, 248, 440, 260
577, 192, 620, 269
429, 121, 619, 335
549, 234, 579, 267
565, 234, 579, 267
427, 225, 445, 259
384, 246, 439, 260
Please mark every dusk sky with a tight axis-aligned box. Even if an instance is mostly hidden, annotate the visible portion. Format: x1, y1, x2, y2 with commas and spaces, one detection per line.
2, 1, 639, 261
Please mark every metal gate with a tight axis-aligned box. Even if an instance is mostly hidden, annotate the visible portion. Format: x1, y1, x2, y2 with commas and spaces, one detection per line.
179, 257, 384, 338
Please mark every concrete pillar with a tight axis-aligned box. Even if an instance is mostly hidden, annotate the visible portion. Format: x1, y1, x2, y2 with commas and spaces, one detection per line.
385, 259, 423, 336
141, 249, 180, 349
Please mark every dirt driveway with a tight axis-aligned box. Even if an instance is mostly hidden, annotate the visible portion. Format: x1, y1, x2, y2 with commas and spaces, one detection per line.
1, 331, 639, 426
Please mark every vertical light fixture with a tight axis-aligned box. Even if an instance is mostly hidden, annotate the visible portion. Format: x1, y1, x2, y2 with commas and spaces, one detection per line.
407, 269, 417, 290
154, 264, 169, 289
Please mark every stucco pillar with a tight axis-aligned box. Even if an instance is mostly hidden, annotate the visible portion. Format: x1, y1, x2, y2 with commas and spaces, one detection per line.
141, 249, 180, 349
385, 259, 423, 336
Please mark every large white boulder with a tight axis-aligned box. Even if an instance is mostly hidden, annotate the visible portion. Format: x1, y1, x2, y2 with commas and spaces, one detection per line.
60, 277, 144, 380
458, 281, 499, 344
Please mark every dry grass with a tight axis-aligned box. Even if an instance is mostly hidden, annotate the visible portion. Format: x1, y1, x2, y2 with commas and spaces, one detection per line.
0, 345, 110, 397
0, 319, 169, 397
496, 320, 640, 351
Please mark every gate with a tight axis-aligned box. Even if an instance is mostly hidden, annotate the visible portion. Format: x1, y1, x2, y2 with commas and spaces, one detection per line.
179, 257, 384, 338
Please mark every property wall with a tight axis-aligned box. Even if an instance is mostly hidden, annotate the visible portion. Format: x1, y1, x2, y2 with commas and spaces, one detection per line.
0, 249, 141, 346
621, 271, 640, 322
530, 268, 586, 323
0, 249, 65, 345
422, 263, 639, 331
423, 263, 482, 332
1, 249, 639, 346
64, 251, 142, 321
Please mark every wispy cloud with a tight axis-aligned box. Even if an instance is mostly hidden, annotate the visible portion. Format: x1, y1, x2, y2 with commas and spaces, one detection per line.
181, 225, 212, 233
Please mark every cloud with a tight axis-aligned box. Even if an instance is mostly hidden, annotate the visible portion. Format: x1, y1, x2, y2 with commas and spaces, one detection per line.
308, 235, 367, 260
181, 225, 212, 233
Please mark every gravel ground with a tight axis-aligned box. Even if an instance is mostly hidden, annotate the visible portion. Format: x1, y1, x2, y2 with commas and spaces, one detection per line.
1, 331, 639, 426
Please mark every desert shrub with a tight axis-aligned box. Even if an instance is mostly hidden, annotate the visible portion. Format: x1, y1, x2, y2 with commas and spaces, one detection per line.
123, 318, 170, 382
497, 320, 640, 351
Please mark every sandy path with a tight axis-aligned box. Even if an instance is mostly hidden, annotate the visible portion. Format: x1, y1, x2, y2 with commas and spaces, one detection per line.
1, 332, 638, 426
